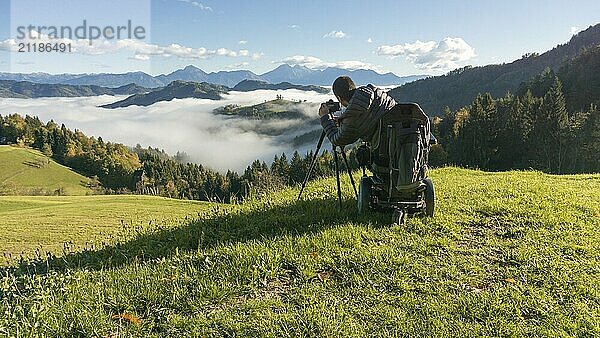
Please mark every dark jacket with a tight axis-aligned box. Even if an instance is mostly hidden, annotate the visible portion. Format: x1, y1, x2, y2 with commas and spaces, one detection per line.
320, 84, 396, 146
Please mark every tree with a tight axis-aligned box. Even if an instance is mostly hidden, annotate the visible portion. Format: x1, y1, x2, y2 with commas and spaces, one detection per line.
41, 143, 53, 157
533, 77, 569, 173
271, 153, 290, 179
288, 151, 305, 185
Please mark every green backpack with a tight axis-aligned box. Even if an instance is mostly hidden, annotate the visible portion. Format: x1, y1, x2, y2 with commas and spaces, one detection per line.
370, 103, 431, 197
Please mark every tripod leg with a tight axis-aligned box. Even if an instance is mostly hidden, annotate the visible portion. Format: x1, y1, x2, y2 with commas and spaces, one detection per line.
333, 144, 343, 209
340, 147, 358, 198
297, 131, 326, 201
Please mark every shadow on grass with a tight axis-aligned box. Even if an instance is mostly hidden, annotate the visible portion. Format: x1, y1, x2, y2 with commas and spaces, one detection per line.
4, 196, 389, 276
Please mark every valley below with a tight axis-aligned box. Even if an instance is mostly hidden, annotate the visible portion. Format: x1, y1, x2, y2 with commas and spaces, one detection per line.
0, 89, 331, 172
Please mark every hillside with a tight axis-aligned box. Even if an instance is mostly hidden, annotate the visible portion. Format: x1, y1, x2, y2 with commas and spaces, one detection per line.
1, 168, 599, 336
0, 80, 149, 98
389, 23, 600, 114
100, 80, 228, 108
518, 45, 600, 112
213, 98, 320, 139
0, 146, 93, 196
214, 98, 317, 120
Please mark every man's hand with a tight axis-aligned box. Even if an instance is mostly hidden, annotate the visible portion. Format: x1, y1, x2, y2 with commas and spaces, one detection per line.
318, 103, 329, 117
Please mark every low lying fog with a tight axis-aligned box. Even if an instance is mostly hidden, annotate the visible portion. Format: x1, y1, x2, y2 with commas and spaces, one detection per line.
0, 89, 333, 171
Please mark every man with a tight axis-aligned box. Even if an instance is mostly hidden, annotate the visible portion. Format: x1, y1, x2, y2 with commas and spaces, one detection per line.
319, 76, 396, 147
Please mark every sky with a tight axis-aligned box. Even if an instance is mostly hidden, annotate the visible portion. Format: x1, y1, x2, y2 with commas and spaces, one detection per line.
0, 0, 599, 76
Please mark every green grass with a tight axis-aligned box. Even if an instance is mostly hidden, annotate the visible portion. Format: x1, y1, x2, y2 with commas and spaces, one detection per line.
1, 168, 599, 337
0, 145, 92, 196
0, 195, 217, 265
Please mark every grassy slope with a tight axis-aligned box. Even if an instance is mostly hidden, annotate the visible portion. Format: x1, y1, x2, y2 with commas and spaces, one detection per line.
0, 145, 92, 196
0, 195, 217, 265
1, 168, 599, 337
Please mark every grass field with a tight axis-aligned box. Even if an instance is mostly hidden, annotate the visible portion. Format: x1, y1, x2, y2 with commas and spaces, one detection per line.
1, 168, 599, 337
0, 195, 217, 265
0, 145, 92, 196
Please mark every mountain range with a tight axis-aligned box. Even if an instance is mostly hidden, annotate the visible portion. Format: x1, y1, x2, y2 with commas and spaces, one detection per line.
388, 23, 600, 114
0, 80, 148, 98
0, 65, 426, 89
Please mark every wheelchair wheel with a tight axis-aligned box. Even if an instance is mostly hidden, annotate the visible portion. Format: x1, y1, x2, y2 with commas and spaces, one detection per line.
393, 208, 406, 224
358, 176, 372, 215
424, 178, 435, 217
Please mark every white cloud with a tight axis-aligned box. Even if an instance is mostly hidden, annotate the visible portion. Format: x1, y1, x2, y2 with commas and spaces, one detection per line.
129, 54, 150, 61
377, 37, 476, 70
238, 40, 248, 45
216, 47, 238, 57
323, 30, 347, 39
251, 52, 264, 60
281, 55, 334, 69
288, 24, 300, 30
227, 62, 249, 69
335, 60, 382, 72
0, 39, 17, 51
177, 0, 212, 11
367, 37, 373, 43
0, 30, 262, 62
280, 55, 382, 72
570, 26, 580, 35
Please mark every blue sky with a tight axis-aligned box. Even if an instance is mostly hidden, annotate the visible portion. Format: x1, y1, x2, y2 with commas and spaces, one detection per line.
1, 0, 599, 76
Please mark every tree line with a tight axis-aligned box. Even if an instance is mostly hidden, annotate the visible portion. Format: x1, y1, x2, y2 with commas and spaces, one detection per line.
429, 71, 599, 173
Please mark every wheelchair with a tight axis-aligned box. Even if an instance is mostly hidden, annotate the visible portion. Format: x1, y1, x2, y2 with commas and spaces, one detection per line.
355, 103, 436, 224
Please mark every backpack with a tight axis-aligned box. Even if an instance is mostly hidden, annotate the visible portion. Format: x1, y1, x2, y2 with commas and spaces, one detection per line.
370, 103, 431, 195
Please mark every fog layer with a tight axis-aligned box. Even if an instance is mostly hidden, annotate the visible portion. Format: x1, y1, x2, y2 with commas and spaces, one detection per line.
0, 89, 333, 171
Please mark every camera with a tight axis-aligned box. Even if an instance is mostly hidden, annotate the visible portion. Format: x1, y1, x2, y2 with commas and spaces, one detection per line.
324, 99, 341, 114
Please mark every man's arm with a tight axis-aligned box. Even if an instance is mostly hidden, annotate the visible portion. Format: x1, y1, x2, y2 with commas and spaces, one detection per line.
320, 113, 360, 146
319, 87, 374, 146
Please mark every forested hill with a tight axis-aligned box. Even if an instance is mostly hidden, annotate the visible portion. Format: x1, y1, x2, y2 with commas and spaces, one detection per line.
518, 45, 600, 112
388, 23, 600, 115
100, 81, 228, 108
0, 80, 148, 98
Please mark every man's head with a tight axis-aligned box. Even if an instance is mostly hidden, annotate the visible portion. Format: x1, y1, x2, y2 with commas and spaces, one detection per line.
333, 76, 356, 107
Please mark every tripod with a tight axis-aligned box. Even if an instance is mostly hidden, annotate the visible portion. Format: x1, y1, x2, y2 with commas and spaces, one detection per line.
297, 130, 358, 208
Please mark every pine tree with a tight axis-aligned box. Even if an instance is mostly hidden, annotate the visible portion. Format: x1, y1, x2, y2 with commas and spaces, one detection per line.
289, 151, 305, 185
538, 76, 569, 173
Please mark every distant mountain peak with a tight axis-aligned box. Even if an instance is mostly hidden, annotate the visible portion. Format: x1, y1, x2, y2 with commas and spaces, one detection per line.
273, 64, 310, 71
183, 65, 201, 71
180, 65, 207, 74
